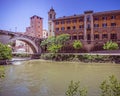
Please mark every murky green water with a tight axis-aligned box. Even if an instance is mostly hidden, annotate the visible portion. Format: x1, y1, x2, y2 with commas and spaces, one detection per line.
1, 60, 120, 96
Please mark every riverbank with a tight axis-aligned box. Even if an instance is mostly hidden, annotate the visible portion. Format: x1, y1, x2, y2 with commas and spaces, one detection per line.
40, 53, 120, 64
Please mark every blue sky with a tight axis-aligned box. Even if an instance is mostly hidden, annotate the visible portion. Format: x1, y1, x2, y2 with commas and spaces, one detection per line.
0, 0, 120, 32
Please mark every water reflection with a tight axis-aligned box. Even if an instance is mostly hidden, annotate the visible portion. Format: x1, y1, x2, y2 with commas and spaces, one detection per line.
1, 61, 120, 96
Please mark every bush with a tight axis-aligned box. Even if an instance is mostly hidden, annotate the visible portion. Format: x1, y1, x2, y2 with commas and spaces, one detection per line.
103, 41, 119, 50
65, 81, 87, 96
0, 43, 12, 60
73, 40, 82, 50
0, 66, 5, 79
100, 75, 120, 96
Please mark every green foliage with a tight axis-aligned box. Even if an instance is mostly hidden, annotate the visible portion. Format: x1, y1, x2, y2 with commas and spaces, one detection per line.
0, 66, 5, 79
103, 41, 119, 50
65, 81, 87, 96
73, 40, 82, 50
0, 43, 12, 60
40, 34, 70, 53
41, 36, 56, 47
56, 34, 70, 45
100, 75, 120, 96
48, 44, 62, 53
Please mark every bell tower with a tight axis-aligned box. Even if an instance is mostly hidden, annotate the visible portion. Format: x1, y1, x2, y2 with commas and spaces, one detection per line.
48, 7, 56, 36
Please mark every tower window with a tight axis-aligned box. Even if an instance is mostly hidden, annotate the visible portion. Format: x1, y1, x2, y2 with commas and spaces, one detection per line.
50, 14, 52, 19
87, 15, 91, 22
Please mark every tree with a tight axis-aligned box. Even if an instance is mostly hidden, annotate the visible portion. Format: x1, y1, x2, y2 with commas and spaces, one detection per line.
0, 43, 12, 60
47, 44, 62, 53
65, 81, 87, 96
73, 40, 82, 50
40, 34, 70, 53
100, 75, 120, 96
56, 34, 70, 45
103, 41, 119, 50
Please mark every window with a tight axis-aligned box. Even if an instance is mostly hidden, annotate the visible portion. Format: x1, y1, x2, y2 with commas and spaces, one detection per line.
50, 14, 52, 19
55, 22, 59, 25
79, 25, 84, 28
79, 18, 83, 22
102, 23, 107, 27
102, 16, 107, 20
110, 33, 117, 39
87, 24, 91, 29
94, 17, 99, 21
87, 15, 91, 22
102, 34, 108, 39
111, 15, 116, 19
94, 34, 99, 39
67, 26, 71, 30
87, 34, 91, 40
79, 35, 83, 39
111, 23, 116, 26
72, 19, 77, 23
56, 28, 59, 31
94, 24, 99, 28
61, 21, 65, 24
73, 26, 76, 29
66, 20, 71, 24
61, 27, 65, 31
73, 36, 77, 40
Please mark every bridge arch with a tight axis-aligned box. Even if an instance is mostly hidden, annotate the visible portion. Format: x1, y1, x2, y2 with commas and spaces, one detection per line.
10, 37, 39, 53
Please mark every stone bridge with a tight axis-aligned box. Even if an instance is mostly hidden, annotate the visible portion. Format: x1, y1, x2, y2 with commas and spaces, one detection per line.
0, 30, 43, 54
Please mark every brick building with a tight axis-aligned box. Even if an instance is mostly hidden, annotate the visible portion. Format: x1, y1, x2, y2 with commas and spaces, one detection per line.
48, 8, 120, 52
25, 15, 43, 38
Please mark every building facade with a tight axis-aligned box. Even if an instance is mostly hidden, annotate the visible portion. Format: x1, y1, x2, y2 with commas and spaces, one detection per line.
43, 29, 48, 38
51, 9, 120, 52
25, 15, 43, 38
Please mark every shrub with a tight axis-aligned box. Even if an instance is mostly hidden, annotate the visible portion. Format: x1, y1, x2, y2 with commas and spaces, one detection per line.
65, 81, 87, 96
0, 43, 12, 60
103, 41, 119, 50
100, 75, 120, 96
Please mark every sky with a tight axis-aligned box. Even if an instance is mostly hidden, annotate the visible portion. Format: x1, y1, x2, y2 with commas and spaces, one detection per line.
0, 0, 120, 32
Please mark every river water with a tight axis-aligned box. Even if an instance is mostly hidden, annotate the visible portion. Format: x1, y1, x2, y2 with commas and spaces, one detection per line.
0, 60, 120, 96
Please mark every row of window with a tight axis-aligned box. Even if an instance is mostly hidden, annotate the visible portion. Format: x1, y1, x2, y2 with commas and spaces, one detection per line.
55, 15, 116, 25
55, 23, 117, 31
94, 23, 116, 28
70, 33, 117, 40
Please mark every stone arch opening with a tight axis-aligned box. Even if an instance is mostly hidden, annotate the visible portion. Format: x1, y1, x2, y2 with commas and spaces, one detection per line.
10, 37, 38, 53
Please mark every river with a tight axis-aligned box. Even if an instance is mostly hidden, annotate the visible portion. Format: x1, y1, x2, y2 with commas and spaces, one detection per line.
0, 60, 120, 96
